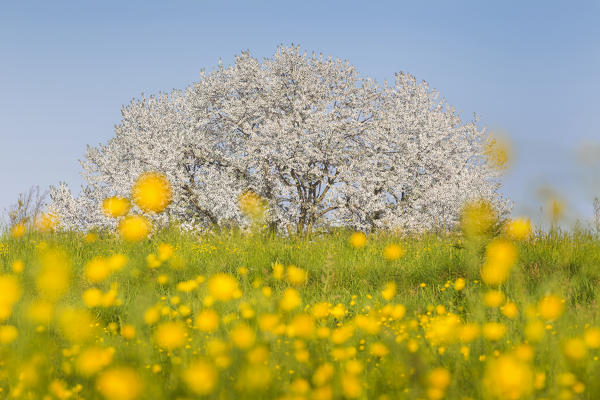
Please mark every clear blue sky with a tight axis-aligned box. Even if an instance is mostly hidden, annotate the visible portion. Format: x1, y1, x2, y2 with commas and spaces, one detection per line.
1, 1, 599, 227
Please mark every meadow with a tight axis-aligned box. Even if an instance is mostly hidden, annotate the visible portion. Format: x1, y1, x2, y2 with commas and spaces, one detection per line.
1, 216, 599, 399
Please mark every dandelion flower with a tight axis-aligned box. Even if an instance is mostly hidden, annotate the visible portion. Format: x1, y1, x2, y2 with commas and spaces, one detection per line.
349, 232, 367, 248
131, 171, 172, 213
182, 360, 217, 395
96, 367, 142, 400
102, 197, 130, 218
118, 215, 151, 242
383, 244, 404, 261
208, 274, 240, 302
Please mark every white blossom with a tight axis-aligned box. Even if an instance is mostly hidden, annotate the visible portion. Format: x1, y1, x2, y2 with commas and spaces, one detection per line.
49, 45, 509, 234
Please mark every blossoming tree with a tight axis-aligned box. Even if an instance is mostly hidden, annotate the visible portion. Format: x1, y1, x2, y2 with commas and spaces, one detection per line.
50, 45, 508, 234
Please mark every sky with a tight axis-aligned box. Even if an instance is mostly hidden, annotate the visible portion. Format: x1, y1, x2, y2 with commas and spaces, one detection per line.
1, 0, 599, 228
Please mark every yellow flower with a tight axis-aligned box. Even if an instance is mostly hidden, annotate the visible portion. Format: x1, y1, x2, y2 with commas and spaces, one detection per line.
286, 265, 308, 286
381, 282, 396, 300
131, 171, 172, 213
120, 324, 135, 339
76, 346, 115, 376
537, 294, 564, 321
460, 199, 496, 237
562, 338, 587, 362
584, 326, 600, 349
36, 249, 72, 300
157, 243, 174, 261
369, 342, 389, 357
0, 325, 18, 344
505, 218, 531, 240
428, 367, 451, 390
349, 232, 367, 248
36, 212, 59, 233
176, 280, 198, 293
230, 323, 256, 349
144, 307, 160, 325
26, 300, 53, 324
330, 303, 347, 319
118, 215, 151, 242
85, 257, 112, 283
288, 314, 315, 339
501, 302, 519, 319
311, 302, 330, 319
272, 262, 285, 280
482, 355, 533, 400
481, 239, 517, 286
0, 274, 21, 321
484, 134, 512, 171
58, 307, 96, 342
238, 191, 267, 220
154, 321, 187, 350
454, 278, 466, 291
182, 360, 217, 395
83, 288, 104, 308
102, 197, 130, 218
524, 320, 545, 342
108, 254, 128, 271
194, 309, 220, 332
383, 243, 404, 261
279, 288, 302, 312
458, 323, 481, 343
483, 290, 506, 308
11, 222, 26, 238
208, 273, 240, 301
96, 367, 142, 400
340, 373, 362, 398
482, 322, 506, 341
12, 259, 25, 274
312, 363, 335, 386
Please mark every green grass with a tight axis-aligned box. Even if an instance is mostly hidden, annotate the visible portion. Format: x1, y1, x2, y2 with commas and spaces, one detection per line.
0, 227, 599, 399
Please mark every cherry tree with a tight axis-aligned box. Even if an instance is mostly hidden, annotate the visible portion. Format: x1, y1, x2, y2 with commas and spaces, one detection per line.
50, 45, 508, 234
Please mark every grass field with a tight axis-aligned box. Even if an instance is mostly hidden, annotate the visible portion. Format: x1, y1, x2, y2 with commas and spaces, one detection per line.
1, 222, 599, 400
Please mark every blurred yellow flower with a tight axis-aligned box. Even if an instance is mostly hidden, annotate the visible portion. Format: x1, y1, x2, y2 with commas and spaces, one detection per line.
286, 265, 308, 286
483, 290, 506, 308
58, 307, 96, 342
157, 243, 174, 261
102, 197, 130, 218
118, 215, 151, 242
11, 259, 25, 274
0, 274, 21, 321
279, 288, 302, 311
501, 302, 519, 319
36, 249, 72, 300
454, 278, 466, 291
230, 323, 256, 349
584, 326, 600, 348
131, 171, 172, 213
208, 273, 240, 301
83, 288, 104, 308
563, 337, 587, 362
537, 294, 564, 321
182, 360, 217, 395
484, 134, 512, 171
428, 367, 451, 390
194, 309, 220, 332
76, 346, 115, 376
505, 218, 531, 240
85, 257, 112, 283
481, 239, 517, 286
238, 190, 267, 220
96, 367, 142, 400
482, 322, 506, 341
383, 243, 404, 261
381, 282, 396, 300
11, 222, 26, 238
0, 325, 18, 344
154, 321, 187, 350
349, 232, 366, 248
36, 212, 59, 233
482, 355, 533, 400
460, 199, 496, 237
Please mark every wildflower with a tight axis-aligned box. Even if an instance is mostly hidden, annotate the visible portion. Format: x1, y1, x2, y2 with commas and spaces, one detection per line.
584, 326, 600, 348
524, 320, 545, 342
76, 347, 115, 376
194, 309, 220, 332
85, 257, 112, 282
131, 171, 172, 213
58, 307, 96, 342
454, 278, 466, 291
483, 290, 506, 308
11, 222, 26, 238
230, 323, 256, 349
120, 325, 135, 339
118, 215, 151, 242
428, 367, 451, 392
312, 363, 334, 386
381, 282, 396, 300
236, 365, 272, 391
0, 274, 21, 321
482, 322, 506, 341
340, 373, 363, 398
286, 265, 308, 285
330, 303, 347, 319
96, 367, 142, 400
154, 321, 187, 350
208, 273, 240, 301
36, 212, 59, 232
349, 232, 367, 248
108, 254, 127, 271
176, 280, 198, 293
146, 253, 161, 269
272, 262, 285, 280
482, 355, 533, 400
26, 300, 53, 324
279, 288, 302, 311
383, 243, 404, 261
0, 325, 18, 344
501, 302, 519, 319
102, 197, 130, 218
288, 314, 315, 339
562, 338, 587, 362
12, 259, 25, 273
460, 199, 496, 237
311, 302, 330, 319
459, 323, 481, 343
182, 361, 217, 395
238, 191, 267, 220
157, 243, 174, 261
505, 218, 531, 240
481, 239, 517, 286
36, 249, 72, 300
83, 288, 104, 308
369, 342, 389, 357
537, 294, 564, 321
